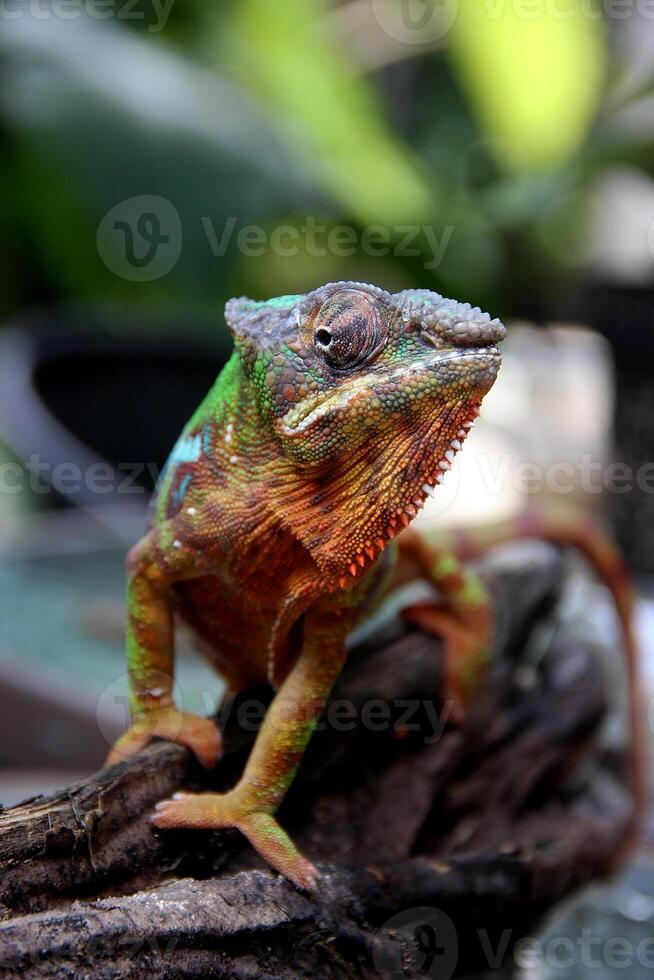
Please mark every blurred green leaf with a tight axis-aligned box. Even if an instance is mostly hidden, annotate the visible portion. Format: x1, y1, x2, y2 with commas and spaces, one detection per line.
606, 74, 654, 116
449, 0, 607, 171
0, 14, 325, 321
227, 0, 433, 224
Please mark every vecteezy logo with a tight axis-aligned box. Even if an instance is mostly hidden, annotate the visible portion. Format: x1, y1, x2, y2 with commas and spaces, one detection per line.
97, 195, 182, 282
95, 670, 183, 750
372, 906, 458, 979
370, 0, 458, 45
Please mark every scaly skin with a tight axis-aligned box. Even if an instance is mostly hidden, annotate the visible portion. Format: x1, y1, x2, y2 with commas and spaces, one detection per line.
108, 281, 639, 888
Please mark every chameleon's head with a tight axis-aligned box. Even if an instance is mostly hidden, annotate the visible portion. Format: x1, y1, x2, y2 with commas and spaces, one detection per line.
225, 282, 505, 582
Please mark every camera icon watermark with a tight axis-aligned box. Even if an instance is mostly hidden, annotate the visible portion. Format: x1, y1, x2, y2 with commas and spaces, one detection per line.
97, 195, 182, 282
372, 906, 458, 979
370, 0, 458, 45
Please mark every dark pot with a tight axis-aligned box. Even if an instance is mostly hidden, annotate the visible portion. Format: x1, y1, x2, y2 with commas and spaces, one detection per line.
0, 306, 230, 512
581, 286, 654, 576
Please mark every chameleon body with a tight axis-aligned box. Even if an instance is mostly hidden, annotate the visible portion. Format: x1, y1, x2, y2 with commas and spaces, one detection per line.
109, 281, 639, 888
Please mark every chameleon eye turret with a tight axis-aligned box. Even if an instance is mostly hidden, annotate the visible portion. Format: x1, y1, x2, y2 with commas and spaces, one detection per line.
310, 289, 385, 370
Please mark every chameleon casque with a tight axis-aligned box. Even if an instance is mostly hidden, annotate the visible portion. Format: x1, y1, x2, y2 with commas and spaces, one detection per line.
108, 281, 639, 890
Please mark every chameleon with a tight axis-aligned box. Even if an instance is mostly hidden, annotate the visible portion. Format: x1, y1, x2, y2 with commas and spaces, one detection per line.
108, 280, 640, 889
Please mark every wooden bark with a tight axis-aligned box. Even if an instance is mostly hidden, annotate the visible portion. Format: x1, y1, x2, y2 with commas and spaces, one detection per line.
0, 542, 637, 978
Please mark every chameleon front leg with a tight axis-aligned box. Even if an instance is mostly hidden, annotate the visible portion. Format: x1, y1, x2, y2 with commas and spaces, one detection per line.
152, 600, 351, 890
107, 523, 221, 768
397, 529, 494, 716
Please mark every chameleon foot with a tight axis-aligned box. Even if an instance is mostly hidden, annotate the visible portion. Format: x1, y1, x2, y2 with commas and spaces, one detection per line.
107, 707, 222, 769
404, 603, 490, 721
152, 790, 318, 891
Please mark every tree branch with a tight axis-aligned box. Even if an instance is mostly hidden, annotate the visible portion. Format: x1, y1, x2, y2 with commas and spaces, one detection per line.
0, 542, 638, 978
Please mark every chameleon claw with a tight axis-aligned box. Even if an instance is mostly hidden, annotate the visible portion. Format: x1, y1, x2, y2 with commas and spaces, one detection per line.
107, 708, 222, 770
151, 790, 319, 891
106, 730, 151, 767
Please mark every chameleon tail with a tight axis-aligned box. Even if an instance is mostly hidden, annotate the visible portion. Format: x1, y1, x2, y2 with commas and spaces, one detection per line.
523, 509, 643, 861
422, 506, 643, 856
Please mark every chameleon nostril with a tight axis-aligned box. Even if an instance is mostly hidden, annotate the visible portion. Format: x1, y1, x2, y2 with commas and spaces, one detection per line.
450, 317, 505, 348
419, 330, 440, 349
481, 318, 506, 345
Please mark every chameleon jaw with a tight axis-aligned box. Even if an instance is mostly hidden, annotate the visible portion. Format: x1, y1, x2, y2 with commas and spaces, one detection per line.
271, 345, 501, 590
281, 347, 501, 436
332, 409, 481, 590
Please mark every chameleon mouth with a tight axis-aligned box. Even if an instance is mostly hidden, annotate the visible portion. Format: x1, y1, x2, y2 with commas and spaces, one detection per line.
282, 347, 501, 435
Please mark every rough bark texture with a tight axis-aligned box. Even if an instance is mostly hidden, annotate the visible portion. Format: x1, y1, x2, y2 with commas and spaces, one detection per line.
0, 542, 638, 978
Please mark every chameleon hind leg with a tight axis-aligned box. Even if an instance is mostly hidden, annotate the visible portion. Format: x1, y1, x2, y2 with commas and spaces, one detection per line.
153, 598, 352, 890
397, 529, 494, 717
417, 506, 642, 824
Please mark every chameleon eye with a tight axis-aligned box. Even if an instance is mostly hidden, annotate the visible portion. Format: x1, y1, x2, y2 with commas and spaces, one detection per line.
312, 290, 384, 370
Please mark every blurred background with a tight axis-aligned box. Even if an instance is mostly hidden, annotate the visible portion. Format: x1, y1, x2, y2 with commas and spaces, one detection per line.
1, 1, 654, 973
